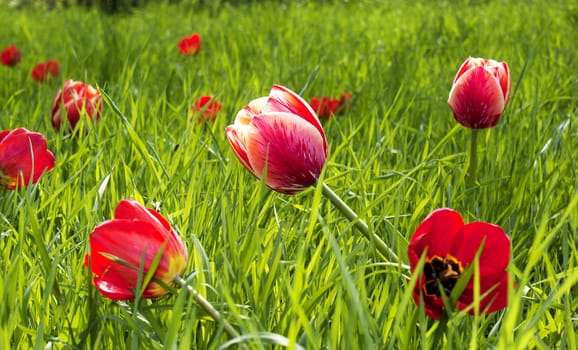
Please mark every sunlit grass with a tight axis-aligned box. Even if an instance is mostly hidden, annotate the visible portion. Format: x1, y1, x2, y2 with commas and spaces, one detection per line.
1, 0, 577, 348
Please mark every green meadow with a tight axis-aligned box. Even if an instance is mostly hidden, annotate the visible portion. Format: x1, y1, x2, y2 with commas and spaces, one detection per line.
1, 0, 577, 348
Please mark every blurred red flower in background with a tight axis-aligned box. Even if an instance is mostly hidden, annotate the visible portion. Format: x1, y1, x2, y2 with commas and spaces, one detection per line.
448, 56, 511, 129
85, 199, 189, 300
31, 60, 60, 82
408, 208, 511, 319
178, 33, 201, 56
192, 95, 222, 123
0, 128, 55, 190
1, 45, 21, 67
309, 92, 353, 119
51, 79, 102, 132
226, 84, 327, 194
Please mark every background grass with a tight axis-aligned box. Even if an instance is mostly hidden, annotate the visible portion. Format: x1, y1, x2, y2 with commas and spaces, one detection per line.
1, 0, 577, 348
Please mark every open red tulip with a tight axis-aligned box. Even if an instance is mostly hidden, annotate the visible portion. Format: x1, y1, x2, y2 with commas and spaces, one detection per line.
1, 45, 21, 67
448, 57, 511, 129
31, 60, 60, 83
408, 208, 511, 319
0, 128, 55, 190
225, 84, 327, 194
310, 96, 340, 119
178, 33, 201, 56
85, 200, 189, 300
192, 95, 222, 123
51, 79, 102, 132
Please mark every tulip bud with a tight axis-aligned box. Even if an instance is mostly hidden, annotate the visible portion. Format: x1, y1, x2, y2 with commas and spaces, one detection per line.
448, 57, 511, 129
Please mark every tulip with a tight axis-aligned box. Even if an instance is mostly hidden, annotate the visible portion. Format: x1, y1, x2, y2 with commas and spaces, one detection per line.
0, 128, 55, 190
31, 60, 60, 82
448, 57, 510, 129
408, 208, 511, 320
1, 45, 21, 67
309, 96, 340, 119
225, 84, 327, 194
51, 79, 103, 132
192, 95, 221, 124
85, 200, 188, 300
178, 33, 201, 56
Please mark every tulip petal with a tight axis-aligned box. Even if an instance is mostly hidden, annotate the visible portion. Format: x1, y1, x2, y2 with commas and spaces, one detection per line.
448, 66, 506, 129
265, 85, 327, 153
225, 125, 258, 178
408, 208, 464, 269
451, 222, 510, 278
245, 112, 327, 194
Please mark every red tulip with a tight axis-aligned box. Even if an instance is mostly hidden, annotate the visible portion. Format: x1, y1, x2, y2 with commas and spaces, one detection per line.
31, 60, 60, 83
178, 33, 201, 56
225, 84, 327, 194
448, 57, 511, 129
51, 79, 102, 132
0, 128, 55, 190
85, 200, 189, 300
408, 208, 511, 319
1, 45, 21, 67
309, 96, 340, 119
192, 95, 222, 123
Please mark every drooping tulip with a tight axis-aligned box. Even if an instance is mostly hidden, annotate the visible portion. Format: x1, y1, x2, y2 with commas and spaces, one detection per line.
225, 85, 327, 194
408, 208, 511, 319
51, 79, 102, 132
448, 57, 511, 129
0, 128, 55, 190
85, 200, 188, 300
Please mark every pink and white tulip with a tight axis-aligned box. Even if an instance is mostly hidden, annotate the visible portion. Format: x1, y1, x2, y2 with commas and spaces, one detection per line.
225, 85, 327, 194
448, 57, 511, 129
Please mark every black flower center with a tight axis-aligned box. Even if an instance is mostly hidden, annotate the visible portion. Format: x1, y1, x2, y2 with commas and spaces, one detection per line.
423, 255, 463, 297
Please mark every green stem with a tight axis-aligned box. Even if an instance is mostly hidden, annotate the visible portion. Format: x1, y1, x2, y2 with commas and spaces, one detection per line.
321, 182, 398, 262
173, 276, 248, 350
466, 129, 479, 188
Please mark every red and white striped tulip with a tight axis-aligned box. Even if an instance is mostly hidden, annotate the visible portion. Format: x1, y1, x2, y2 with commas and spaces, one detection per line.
52, 79, 102, 132
448, 57, 511, 129
225, 85, 327, 194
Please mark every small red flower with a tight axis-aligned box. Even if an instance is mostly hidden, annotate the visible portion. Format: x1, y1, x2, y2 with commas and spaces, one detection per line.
309, 92, 353, 119
408, 208, 511, 319
448, 57, 511, 129
31, 60, 60, 83
226, 84, 327, 194
310, 96, 340, 119
51, 79, 102, 132
1, 45, 21, 67
85, 200, 189, 300
0, 128, 55, 190
178, 33, 201, 56
192, 95, 222, 123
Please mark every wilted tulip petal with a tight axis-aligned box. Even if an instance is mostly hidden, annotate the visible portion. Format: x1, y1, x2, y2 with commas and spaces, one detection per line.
225, 85, 327, 194
51, 79, 102, 132
0, 128, 55, 190
448, 57, 511, 129
408, 208, 511, 319
85, 200, 188, 300
1, 45, 21, 67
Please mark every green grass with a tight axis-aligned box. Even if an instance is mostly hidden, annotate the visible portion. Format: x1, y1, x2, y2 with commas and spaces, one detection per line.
1, 0, 577, 348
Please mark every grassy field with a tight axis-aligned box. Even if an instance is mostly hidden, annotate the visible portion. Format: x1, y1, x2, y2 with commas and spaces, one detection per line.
1, 0, 577, 348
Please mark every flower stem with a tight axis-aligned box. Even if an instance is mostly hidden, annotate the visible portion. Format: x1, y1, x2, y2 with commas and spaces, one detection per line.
173, 276, 248, 349
321, 182, 398, 262
466, 129, 479, 188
